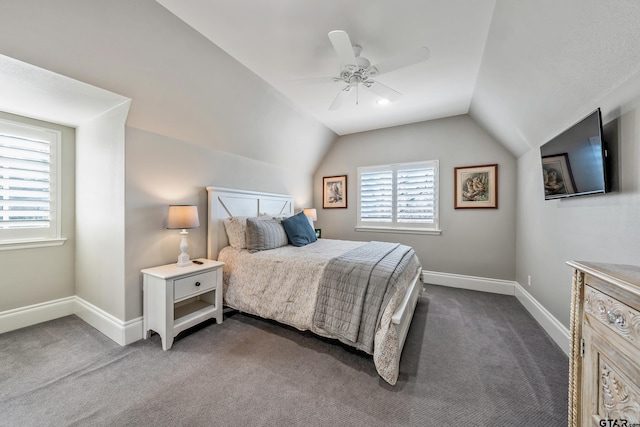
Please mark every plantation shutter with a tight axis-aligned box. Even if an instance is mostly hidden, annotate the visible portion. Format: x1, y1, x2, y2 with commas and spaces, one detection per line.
397, 166, 436, 223
0, 132, 51, 229
360, 169, 393, 222
357, 160, 439, 232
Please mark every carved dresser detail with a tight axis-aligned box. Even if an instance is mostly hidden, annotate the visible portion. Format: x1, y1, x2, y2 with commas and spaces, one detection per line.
567, 261, 640, 427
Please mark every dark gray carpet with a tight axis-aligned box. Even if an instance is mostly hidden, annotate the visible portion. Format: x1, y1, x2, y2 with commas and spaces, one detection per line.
0, 284, 568, 426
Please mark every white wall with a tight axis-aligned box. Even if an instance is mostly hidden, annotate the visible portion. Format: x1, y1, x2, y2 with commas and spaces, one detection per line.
75, 103, 130, 320
314, 115, 517, 280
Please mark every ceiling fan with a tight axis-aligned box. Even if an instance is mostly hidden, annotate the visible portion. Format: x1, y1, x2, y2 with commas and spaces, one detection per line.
323, 30, 430, 110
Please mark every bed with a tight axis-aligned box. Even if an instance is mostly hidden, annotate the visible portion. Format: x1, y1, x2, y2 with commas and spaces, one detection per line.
206, 187, 423, 384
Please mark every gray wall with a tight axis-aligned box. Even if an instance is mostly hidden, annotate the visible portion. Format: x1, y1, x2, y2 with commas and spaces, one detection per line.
3, 0, 639, 338
515, 75, 640, 328
0, 0, 335, 321
313, 115, 517, 280
469, 0, 640, 331
0, 112, 76, 311
124, 128, 313, 320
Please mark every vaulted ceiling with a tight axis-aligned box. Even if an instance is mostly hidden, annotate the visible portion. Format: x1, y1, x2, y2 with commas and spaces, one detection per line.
1, 0, 639, 167
156, 0, 495, 137
157, 0, 640, 158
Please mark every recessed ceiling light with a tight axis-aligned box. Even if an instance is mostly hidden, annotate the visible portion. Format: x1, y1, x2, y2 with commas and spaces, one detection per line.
377, 98, 390, 106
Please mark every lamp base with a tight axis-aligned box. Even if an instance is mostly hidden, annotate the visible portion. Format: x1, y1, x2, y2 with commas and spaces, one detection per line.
176, 253, 191, 267
176, 230, 191, 267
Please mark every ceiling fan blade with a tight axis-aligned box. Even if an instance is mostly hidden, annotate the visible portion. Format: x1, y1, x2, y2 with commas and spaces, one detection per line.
370, 47, 430, 76
291, 76, 338, 85
328, 30, 358, 68
366, 80, 402, 102
328, 86, 353, 111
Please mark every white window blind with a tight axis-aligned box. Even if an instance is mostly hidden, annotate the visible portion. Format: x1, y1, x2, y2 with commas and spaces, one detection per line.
357, 160, 439, 233
360, 169, 393, 222
0, 119, 60, 242
397, 166, 436, 223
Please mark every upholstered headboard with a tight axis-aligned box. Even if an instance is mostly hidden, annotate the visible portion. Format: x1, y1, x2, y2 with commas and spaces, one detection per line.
206, 187, 294, 259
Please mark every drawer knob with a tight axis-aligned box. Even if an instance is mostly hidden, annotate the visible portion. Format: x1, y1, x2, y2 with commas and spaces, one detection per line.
195, 281, 201, 287
606, 310, 623, 326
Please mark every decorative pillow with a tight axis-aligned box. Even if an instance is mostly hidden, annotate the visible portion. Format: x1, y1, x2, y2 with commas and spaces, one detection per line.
223, 216, 251, 248
281, 211, 317, 247
223, 215, 272, 249
245, 217, 289, 252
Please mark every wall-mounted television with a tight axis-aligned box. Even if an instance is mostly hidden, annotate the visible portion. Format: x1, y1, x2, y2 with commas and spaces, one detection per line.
540, 108, 608, 200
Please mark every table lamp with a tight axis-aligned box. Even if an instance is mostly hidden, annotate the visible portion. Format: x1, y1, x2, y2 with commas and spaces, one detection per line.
167, 205, 200, 267
303, 208, 317, 228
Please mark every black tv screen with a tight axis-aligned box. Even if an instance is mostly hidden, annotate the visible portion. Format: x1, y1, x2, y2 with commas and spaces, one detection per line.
540, 108, 608, 200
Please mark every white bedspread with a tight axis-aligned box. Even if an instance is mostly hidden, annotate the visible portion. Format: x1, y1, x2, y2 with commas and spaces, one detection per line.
218, 238, 421, 384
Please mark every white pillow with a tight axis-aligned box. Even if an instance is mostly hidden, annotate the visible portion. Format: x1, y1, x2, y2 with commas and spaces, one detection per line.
223, 216, 249, 248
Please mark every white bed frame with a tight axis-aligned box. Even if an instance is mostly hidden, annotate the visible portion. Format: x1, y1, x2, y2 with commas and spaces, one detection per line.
206, 186, 422, 352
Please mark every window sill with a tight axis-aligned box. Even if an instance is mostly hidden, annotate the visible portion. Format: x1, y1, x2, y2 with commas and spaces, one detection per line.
0, 237, 67, 251
355, 226, 441, 236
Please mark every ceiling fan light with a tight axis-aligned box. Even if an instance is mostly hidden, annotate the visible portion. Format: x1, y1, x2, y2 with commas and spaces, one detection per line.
325, 30, 424, 111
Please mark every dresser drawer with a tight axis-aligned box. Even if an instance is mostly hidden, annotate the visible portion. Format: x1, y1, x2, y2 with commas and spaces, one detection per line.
585, 285, 640, 350
174, 270, 217, 301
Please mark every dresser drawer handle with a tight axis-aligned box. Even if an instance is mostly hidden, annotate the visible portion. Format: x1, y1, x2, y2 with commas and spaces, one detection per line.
606, 310, 623, 326
195, 281, 201, 287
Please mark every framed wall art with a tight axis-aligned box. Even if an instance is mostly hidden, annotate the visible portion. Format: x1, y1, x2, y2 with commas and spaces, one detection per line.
454, 164, 498, 209
323, 175, 347, 208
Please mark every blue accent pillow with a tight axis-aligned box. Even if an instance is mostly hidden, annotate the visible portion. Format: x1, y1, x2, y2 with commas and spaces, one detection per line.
281, 212, 317, 247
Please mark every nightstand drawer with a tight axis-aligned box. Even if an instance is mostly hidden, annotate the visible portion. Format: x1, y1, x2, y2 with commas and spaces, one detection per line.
174, 271, 217, 301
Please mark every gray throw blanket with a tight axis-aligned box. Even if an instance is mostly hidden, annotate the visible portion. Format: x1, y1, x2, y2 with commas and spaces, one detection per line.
313, 241, 415, 354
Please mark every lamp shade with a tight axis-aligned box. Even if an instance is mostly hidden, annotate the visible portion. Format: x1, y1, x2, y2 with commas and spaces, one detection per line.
303, 208, 317, 221
167, 205, 200, 229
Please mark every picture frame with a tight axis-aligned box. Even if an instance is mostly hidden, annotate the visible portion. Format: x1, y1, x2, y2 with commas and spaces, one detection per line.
542, 153, 576, 198
454, 164, 498, 209
323, 175, 347, 209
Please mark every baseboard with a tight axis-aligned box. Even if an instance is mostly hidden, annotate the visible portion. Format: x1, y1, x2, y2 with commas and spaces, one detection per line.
0, 296, 76, 334
74, 297, 143, 346
1, 275, 571, 357
422, 270, 570, 356
0, 296, 143, 346
422, 270, 515, 295
513, 282, 571, 356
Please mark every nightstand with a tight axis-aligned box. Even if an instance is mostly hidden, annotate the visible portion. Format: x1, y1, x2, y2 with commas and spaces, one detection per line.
142, 258, 224, 350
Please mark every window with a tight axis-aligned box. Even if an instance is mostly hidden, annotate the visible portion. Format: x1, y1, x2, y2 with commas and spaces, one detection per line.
0, 118, 62, 245
357, 160, 440, 234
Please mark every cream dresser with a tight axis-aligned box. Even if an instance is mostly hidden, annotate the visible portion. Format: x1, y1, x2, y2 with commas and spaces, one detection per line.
567, 261, 640, 427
